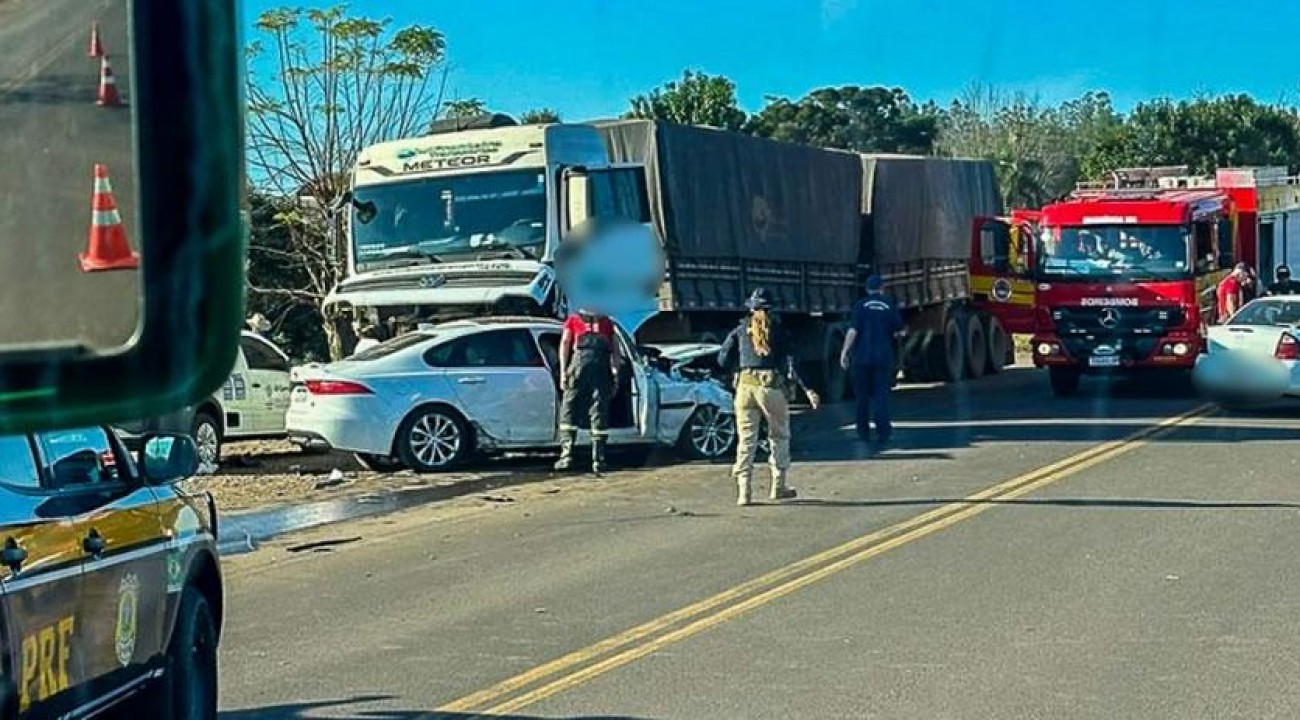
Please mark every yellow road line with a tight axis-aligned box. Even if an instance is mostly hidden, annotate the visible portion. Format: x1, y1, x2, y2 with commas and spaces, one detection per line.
440, 404, 1211, 714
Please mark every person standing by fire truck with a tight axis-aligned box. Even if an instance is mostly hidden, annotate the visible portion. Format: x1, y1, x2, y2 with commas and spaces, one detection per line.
555, 307, 620, 475
1267, 265, 1300, 296
1216, 263, 1251, 323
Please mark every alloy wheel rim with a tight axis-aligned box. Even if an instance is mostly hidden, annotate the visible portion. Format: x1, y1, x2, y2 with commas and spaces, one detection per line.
691, 406, 736, 458
410, 413, 461, 467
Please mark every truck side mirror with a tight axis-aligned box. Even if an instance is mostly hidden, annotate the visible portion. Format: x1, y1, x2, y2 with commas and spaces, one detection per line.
563, 167, 592, 231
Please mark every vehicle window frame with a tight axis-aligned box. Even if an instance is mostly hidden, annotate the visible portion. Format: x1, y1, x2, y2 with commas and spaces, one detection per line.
31, 426, 134, 493
424, 329, 546, 369
0, 434, 44, 492
240, 335, 291, 373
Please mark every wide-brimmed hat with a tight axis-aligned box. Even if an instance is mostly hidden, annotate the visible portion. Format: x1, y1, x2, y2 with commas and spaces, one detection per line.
745, 288, 773, 310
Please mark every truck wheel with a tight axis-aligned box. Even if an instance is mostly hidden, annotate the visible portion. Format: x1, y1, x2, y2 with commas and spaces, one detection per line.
823, 327, 849, 402
900, 333, 932, 383
965, 314, 988, 380
1049, 367, 1082, 396
985, 317, 1009, 375
935, 316, 965, 382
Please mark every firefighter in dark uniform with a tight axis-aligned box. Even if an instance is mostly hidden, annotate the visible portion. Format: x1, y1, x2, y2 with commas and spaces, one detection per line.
840, 274, 905, 446
555, 308, 620, 475
1267, 264, 1300, 296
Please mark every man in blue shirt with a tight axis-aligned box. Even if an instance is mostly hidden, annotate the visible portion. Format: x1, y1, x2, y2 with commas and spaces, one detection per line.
840, 275, 905, 445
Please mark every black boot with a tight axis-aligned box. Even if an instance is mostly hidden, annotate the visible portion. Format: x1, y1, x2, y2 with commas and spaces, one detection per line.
591, 437, 607, 476
554, 431, 576, 472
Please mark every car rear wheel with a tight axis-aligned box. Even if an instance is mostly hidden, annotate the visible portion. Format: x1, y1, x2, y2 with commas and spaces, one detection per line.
397, 407, 472, 472
191, 412, 222, 472
679, 405, 737, 461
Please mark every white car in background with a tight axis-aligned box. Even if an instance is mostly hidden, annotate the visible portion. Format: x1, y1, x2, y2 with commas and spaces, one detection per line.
116, 331, 295, 466
1193, 295, 1300, 408
286, 318, 738, 472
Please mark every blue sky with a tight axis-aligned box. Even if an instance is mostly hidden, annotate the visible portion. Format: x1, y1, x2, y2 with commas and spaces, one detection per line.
242, 0, 1300, 120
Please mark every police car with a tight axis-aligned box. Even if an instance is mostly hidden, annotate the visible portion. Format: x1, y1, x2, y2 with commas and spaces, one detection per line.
116, 331, 294, 468
0, 427, 221, 718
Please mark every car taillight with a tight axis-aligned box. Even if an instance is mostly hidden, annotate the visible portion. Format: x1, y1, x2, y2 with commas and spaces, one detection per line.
305, 379, 373, 395
1275, 334, 1300, 360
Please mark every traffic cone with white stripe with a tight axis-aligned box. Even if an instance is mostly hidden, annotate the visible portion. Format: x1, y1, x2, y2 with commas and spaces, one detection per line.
89, 21, 104, 58
79, 164, 139, 272
97, 55, 122, 107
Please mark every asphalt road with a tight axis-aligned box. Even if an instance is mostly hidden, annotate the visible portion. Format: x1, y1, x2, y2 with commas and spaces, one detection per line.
0, 0, 137, 351
212, 368, 1300, 719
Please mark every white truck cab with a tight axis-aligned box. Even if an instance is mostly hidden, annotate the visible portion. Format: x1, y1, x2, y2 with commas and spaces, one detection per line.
324, 122, 654, 338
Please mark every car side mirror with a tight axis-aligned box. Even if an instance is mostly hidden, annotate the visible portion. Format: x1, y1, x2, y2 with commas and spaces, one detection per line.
0, 2, 244, 435
140, 433, 199, 485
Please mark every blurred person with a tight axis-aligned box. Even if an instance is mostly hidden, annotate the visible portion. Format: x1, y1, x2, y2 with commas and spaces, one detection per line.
718, 288, 820, 506
840, 274, 905, 447
1267, 265, 1300, 296
555, 307, 620, 475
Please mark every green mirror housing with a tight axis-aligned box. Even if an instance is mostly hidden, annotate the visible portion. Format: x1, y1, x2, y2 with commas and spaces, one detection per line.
0, 0, 245, 434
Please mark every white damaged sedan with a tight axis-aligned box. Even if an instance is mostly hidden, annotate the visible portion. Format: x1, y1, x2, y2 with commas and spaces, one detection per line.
286, 318, 738, 471
1194, 296, 1300, 408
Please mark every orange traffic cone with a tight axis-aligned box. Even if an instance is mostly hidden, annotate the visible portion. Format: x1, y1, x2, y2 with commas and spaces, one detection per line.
97, 55, 121, 107
79, 164, 139, 273
89, 21, 104, 58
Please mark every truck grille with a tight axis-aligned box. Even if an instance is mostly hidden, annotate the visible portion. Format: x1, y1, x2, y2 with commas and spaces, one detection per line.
339, 272, 537, 293
1052, 305, 1186, 362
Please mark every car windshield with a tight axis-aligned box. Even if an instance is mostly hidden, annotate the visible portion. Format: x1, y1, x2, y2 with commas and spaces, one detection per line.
1038, 225, 1191, 281
351, 170, 547, 269
1229, 300, 1300, 327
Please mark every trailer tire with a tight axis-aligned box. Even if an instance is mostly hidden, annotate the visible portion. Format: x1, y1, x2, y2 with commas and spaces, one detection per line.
901, 334, 933, 383
823, 326, 849, 403
965, 313, 988, 380
985, 316, 1009, 375
935, 315, 965, 382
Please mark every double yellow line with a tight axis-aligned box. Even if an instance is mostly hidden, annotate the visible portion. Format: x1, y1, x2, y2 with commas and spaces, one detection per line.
437, 404, 1212, 716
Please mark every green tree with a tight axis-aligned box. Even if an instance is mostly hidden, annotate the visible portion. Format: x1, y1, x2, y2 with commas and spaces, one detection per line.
245, 6, 447, 359
627, 70, 747, 130
442, 97, 487, 119
519, 108, 562, 124
1120, 95, 1300, 174
938, 84, 1076, 207
747, 86, 939, 154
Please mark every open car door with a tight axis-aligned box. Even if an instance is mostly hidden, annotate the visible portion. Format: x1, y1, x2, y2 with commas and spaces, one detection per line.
616, 326, 659, 441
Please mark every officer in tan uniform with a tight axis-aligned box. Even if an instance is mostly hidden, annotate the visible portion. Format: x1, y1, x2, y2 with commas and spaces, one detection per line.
718, 288, 820, 506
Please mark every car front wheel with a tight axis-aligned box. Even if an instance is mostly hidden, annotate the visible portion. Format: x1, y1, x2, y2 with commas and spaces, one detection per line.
138, 587, 217, 720
191, 412, 222, 472
397, 407, 472, 472
679, 405, 737, 461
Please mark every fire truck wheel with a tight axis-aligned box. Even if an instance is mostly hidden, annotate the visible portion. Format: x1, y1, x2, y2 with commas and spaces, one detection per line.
985, 316, 1008, 375
1050, 367, 1082, 396
936, 315, 965, 382
964, 314, 987, 379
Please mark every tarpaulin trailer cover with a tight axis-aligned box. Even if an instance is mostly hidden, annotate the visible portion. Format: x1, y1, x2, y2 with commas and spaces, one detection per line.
860, 155, 1003, 266
596, 119, 862, 265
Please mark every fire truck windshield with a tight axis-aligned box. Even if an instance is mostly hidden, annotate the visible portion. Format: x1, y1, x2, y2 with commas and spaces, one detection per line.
1037, 224, 1192, 282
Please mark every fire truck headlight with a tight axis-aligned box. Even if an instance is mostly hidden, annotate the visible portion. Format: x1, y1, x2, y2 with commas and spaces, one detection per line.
1036, 342, 1055, 356
1172, 342, 1190, 356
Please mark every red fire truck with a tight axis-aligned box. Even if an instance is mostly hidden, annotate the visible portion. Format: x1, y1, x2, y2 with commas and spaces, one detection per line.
1029, 167, 1248, 395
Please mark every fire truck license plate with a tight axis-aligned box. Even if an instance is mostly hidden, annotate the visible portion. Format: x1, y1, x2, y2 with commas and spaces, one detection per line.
1088, 355, 1120, 368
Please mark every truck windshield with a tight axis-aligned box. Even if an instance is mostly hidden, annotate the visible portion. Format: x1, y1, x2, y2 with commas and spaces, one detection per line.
1037, 224, 1191, 282
351, 170, 547, 269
